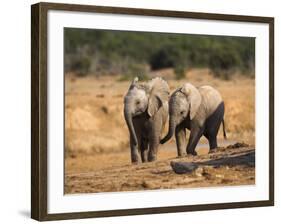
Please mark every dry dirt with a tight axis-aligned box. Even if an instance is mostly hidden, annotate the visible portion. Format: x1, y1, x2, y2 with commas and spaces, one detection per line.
64, 68, 255, 194
65, 144, 255, 194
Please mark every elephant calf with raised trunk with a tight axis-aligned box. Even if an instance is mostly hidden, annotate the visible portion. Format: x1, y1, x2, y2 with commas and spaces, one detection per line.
124, 77, 170, 163
161, 83, 226, 156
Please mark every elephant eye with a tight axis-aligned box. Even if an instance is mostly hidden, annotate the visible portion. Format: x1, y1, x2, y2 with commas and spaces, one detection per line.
180, 111, 184, 115
136, 100, 140, 105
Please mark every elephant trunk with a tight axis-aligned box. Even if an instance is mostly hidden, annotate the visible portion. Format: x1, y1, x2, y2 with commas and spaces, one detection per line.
160, 117, 176, 144
124, 110, 138, 146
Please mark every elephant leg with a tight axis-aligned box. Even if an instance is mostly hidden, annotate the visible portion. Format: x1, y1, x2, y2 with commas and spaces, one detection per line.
186, 125, 204, 155
148, 140, 159, 162
206, 126, 219, 151
205, 102, 225, 151
140, 138, 149, 163
130, 135, 140, 164
175, 126, 186, 157
205, 122, 221, 152
148, 137, 159, 162
148, 118, 163, 162
203, 132, 217, 151
141, 150, 149, 163
208, 136, 218, 150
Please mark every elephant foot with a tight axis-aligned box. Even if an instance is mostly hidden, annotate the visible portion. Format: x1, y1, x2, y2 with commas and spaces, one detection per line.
209, 146, 223, 154
141, 150, 149, 163
131, 157, 141, 164
186, 150, 197, 156
148, 157, 156, 162
177, 149, 186, 158
209, 148, 217, 153
148, 153, 157, 162
131, 154, 141, 164
177, 153, 186, 158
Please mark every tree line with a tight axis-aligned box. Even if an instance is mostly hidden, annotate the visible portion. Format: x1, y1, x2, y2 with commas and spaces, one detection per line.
64, 28, 255, 80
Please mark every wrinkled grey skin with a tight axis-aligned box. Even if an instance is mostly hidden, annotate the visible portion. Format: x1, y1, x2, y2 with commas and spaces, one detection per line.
124, 77, 169, 163
161, 83, 226, 156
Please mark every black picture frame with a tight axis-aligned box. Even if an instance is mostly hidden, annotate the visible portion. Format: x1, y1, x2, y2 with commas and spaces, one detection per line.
31, 2, 274, 221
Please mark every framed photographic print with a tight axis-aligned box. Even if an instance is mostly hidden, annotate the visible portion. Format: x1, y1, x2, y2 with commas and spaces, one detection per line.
31, 2, 274, 221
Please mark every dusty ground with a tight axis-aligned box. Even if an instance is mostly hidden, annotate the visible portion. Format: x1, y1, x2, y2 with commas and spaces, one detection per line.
64, 68, 255, 194
65, 144, 255, 194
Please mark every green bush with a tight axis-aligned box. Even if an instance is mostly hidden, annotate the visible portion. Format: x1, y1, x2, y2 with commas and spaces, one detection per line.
208, 46, 242, 79
64, 28, 255, 79
149, 45, 186, 70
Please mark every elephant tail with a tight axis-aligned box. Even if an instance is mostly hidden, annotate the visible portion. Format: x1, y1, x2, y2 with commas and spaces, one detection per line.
222, 119, 227, 139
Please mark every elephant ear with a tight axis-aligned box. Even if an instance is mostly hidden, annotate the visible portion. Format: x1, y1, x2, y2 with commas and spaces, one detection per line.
147, 77, 170, 117
181, 83, 202, 120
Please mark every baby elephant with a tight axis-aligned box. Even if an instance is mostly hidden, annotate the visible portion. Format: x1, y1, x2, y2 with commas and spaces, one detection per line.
124, 77, 169, 163
161, 83, 226, 156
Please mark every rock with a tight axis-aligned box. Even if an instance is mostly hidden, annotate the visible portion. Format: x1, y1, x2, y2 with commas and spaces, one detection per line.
195, 167, 204, 177
215, 174, 224, 178
141, 180, 156, 189
200, 166, 215, 179
202, 166, 215, 172
170, 161, 199, 174
101, 106, 108, 114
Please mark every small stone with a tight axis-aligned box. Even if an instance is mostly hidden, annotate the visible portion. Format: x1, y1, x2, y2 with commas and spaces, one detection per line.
101, 106, 108, 114
215, 174, 224, 178
195, 167, 204, 177
202, 166, 214, 173
141, 180, 150, 188
170, 161, 198, 174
